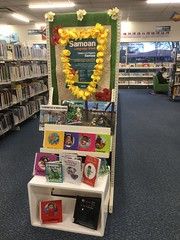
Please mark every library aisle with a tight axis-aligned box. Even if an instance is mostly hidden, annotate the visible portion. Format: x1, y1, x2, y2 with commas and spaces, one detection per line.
0, 89, 180, 240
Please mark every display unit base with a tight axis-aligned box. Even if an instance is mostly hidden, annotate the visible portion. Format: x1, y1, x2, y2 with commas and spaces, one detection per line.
28, 174, 110, 237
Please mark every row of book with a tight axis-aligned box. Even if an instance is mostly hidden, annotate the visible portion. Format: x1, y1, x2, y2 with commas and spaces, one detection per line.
0, 62, 47, 83
0, 40, 47, 60
0, 81, 48, 110
119, 62, 172, 68
39, 101, 114, 130
34, 152, 109, 186
43, 130, 111, 153
39, 195, 101, 230
173, 85, 180, 95
0, 95, 48, 136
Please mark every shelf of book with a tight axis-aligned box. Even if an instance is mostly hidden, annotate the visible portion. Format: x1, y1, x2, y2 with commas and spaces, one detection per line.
11, 74, 48, 83
28, 174, 110, 236
40, 147, 110, 158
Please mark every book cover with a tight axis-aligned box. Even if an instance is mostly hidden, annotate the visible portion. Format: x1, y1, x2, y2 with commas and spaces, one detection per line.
33, 152, 58, 176
45, 161, 63, 183
62, 158, 82, 184
73, 196, 101, 230
39, 105, 68, 131
82, 156, 100, 187
78, 133, 95, 152
64, 132, 79, 150
95, 134, 111, 153
39, 199, 62, 223
43, 130, 64, 149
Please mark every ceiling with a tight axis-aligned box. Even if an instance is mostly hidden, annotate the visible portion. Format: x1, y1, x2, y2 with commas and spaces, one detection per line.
0, 0, 180, 24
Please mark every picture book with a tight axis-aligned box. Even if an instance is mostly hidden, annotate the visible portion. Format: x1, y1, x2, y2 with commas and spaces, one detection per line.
62, 158, 82, 184
73, 196, 101, 230
45, 161, 63, 183
39, 199, 62, 223
39, 105, 68, 131
33, 152, 58, 176
64, 132, 79, 150
43, 130, 64, 149
82, 156, 101, 187
78, 133, 96, 152
95, 134, 111, 153
99, 158, 110, 176
87, 101, 113, 112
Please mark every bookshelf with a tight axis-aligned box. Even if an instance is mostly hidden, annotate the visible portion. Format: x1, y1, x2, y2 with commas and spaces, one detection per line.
169, 54, 180, 100
0, 41, 49, 136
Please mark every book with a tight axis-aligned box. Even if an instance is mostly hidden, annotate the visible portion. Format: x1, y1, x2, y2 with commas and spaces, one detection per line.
62, 158, 82, 184
33, 152, 58, 176
95, 134, 111, 153
73, 196, 101, 230
45, 161, 63, 183
64, 132, 79, 150
43, 130, 64, 149
39, 105, 68, 131
39, 199, 62, 223
78, 133, 96, 152
82, 156, 101, 187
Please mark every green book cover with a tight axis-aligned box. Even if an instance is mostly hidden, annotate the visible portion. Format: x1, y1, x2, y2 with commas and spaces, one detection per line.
95, 134, 111, 153
45, 161, 63, 183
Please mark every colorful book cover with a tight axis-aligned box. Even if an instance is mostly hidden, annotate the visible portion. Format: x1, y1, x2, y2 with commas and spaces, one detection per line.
95, 134, 111, 153
33, 152, 58, 176
82, 156, 101, 187
64, 132, 79, 150
43, 130, 64, 149
78, 133, 96, 152
39, 200, 62, 223
62, 158, 82, 184
45, 162, 63, 183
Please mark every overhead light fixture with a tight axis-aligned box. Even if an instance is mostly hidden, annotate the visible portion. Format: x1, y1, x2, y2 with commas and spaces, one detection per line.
11, 13, 30, 23
29, 2, 75, 9
147, 0, 180, 3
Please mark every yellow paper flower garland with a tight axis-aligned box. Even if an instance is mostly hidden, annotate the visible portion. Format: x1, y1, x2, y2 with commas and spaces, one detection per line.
58, 23, 108, 100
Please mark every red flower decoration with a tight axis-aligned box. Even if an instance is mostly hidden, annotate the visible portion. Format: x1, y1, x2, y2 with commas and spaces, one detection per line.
51, 25, 62, 45
95, 88, 111, 101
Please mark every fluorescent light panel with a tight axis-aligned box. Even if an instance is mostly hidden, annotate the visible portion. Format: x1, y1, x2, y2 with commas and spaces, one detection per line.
147, 0, 180, 3
11, 13, 30, 23
29, 2, 75, 9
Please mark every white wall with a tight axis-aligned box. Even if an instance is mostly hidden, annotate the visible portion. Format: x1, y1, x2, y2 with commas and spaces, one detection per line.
0, 24, 46, 45
121, 21, 180, 42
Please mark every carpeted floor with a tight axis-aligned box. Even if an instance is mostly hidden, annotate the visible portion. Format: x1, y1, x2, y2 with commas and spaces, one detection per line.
0, 89, 179, 240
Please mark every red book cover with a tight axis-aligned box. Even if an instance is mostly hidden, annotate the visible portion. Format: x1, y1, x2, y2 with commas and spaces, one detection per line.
82, 156, 100, 187
78, 133, 96, 152
39, 200, 62, 223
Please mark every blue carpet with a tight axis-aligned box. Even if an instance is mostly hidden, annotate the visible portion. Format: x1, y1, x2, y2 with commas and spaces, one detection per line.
0, 89, 179, 240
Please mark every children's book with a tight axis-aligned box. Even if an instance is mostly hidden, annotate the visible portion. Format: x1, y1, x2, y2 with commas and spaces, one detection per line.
64, 132, 79, 150
62, 158, 82, 184
33, 152, 58, 176
82, 155, 101, 187
73, 196, 101, 230
43, 130, 64, 149
95, 134, 111, 153
39, 105, 68, 131
78, 133, 95, 152
39, 199, 62, 223
45, 161, 63, 183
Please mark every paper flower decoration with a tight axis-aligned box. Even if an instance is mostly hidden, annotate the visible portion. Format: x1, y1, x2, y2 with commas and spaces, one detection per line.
95, 88, 111, 101
107, 7, 119, 20
45, 11, 55, 22
76, 9, 87, 21
56, 23, 108, 100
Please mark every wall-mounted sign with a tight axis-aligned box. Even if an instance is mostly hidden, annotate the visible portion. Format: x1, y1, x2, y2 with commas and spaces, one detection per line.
28, 27, 46, 40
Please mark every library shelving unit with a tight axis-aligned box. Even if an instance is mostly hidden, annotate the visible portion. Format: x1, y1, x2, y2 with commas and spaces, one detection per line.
119, 62, 172, 88
0, 41, 49, 136
169, 53, 180, 100
27, 10, 120, 237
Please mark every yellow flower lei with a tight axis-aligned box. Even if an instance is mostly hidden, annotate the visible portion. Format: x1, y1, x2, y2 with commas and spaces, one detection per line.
58, 23, 108, 100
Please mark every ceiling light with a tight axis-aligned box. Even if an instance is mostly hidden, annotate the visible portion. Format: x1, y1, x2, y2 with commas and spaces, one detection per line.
147, 0, 180, 3
29, 2, 75, 9
11, 13, 30, 23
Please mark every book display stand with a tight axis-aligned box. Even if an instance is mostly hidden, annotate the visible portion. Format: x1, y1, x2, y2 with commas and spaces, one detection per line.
28, 9, 120, 236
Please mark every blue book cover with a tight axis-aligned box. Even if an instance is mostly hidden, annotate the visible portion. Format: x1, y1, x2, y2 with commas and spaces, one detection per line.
64, 132, 79, 150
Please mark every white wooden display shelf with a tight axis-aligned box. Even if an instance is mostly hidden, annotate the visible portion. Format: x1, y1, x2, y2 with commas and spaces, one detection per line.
28, 174, 110, 237
119, 75, 153, 78
40, 147, 110, 158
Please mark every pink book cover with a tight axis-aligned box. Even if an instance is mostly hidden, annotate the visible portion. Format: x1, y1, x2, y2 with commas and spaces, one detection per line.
33, 152, 58, 176
78, 133, 96, 152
